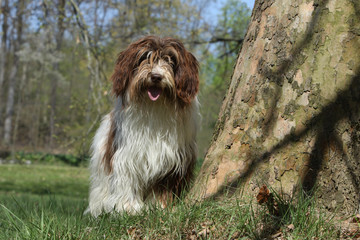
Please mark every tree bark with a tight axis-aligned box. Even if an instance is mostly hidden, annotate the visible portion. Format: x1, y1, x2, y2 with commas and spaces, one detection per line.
30, 66, 45, 149
0, 0, 9, 125
3, 60, 18, 145
49, 0, 66, 149
3, 0, 24, 145
12, 63, 27, 147
191, 0, 360, 216
0, 0, 8, 88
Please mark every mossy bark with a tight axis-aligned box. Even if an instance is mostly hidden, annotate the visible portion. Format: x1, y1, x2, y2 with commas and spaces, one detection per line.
190, 0, 360, 216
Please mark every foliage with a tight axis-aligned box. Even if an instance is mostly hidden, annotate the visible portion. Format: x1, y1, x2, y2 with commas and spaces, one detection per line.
0, 164, 341, 239
6, 151, 88, 166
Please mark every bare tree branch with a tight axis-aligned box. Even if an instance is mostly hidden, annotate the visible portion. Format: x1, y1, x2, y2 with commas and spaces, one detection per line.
186, 37, 244, 45
69, 0, 104, 115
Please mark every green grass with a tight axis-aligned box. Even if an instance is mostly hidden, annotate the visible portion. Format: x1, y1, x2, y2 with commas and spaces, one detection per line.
0, 164, 342, 239
0, 165, 88, 197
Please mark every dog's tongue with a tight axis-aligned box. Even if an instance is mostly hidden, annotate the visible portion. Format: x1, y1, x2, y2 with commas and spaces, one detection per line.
147, 87, 162, 101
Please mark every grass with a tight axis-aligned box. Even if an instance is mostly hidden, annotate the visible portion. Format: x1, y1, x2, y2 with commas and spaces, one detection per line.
0, 164, 88, 197
0, 164, 343, 239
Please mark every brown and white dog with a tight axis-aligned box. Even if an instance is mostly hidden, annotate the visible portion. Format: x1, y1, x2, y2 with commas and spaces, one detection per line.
86, 36, 199, 217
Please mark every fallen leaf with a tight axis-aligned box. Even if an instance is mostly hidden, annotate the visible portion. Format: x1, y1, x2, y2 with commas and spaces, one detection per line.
270, 231, 282, 238
127, 227, 136, 236
287, 224, 295, 231
127, 226, 142, 240
257, 185, 270, 204
188, 229, 198, 240
351, 214, 360, 224
198, 228, 209, 238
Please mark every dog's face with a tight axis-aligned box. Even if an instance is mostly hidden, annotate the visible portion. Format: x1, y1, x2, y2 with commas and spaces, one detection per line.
111, 36, 199, 106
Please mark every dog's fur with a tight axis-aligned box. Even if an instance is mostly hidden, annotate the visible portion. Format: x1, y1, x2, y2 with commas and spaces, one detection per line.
86, 36, 199, 217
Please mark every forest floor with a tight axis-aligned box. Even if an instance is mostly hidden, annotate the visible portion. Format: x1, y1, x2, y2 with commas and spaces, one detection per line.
0, 164, 358, 239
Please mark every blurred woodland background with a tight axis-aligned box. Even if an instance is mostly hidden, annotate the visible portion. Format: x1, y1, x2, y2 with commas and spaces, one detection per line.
0, 0, 251, 162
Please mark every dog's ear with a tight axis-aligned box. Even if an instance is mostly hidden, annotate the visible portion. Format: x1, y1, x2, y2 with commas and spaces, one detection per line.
111, 43, 144, 97
174, 48, 199, 105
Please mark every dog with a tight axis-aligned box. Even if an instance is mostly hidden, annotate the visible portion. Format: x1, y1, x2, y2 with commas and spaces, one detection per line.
86, 36, 200, 217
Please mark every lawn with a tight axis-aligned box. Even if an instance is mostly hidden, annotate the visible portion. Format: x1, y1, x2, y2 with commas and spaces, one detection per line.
0, 164, 89, 197
0, 164, 346, 239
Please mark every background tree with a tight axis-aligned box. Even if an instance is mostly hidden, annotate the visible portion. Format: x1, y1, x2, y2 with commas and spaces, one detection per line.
198, 0, 250, 156
190, 0, 360, 216
48, 0, 66, 149
3, 0, 24, 145
0, 0, 251, 159
0, 0, 9, 124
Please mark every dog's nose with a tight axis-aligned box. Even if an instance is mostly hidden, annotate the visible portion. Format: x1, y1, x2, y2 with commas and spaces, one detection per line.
151, 73, 163, 83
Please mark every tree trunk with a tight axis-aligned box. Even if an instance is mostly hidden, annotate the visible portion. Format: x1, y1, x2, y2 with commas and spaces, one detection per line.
12, 63, 27, 147
49, 0, 65, 149
0, 0, 9, 126
3, 60, 18, 145
191, 0, 360, 216
30, 66, 44, 149
3, 0, 24, 145
0, 0, 8, 88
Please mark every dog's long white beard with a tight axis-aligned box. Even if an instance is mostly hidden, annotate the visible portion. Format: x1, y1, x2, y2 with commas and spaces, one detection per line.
87, 97, 199, 217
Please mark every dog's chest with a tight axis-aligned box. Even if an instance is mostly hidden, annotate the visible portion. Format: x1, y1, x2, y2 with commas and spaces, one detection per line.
113, 105, 191, 180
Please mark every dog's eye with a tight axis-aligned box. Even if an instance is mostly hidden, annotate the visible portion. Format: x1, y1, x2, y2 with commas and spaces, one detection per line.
165, 55, 177, 66
138, 52, 150, 65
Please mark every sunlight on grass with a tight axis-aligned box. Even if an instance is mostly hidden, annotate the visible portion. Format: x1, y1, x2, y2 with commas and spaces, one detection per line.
0, 164, 89, 197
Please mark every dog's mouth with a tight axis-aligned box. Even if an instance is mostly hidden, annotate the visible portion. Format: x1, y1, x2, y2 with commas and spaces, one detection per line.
147, 86, 163, 101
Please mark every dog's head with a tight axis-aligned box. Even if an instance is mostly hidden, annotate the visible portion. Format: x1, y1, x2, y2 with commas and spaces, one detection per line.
111, 36, 199, 106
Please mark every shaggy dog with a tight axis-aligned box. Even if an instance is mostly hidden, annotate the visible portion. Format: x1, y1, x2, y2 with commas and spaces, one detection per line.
86, 36, 199, 217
